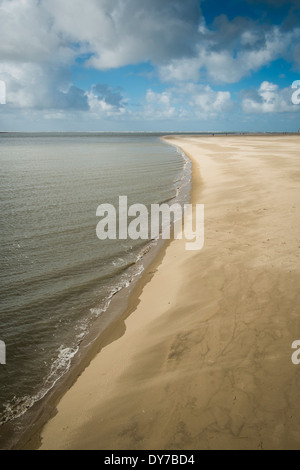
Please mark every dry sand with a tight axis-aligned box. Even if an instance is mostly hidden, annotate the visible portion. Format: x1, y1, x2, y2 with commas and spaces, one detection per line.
38, 135, 300, 450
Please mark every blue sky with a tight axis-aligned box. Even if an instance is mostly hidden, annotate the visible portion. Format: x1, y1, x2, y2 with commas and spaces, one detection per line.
0, 0, 299, 132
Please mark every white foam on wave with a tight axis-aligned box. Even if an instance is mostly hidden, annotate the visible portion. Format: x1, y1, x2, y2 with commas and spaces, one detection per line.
0, 345, 78, 425
174, 147, 192, 199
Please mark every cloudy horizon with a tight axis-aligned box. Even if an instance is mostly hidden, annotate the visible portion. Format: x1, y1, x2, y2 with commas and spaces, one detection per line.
0, 0, 300, 132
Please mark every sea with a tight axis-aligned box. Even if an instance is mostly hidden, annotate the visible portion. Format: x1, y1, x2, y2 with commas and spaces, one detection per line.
0, 132, 191, 444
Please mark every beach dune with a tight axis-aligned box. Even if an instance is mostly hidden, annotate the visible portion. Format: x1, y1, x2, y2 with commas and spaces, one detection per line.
37, 135, 300, 450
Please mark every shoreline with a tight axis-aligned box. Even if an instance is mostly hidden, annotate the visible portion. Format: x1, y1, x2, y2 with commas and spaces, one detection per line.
15, 135, 300, 450
13, 238, 174, 450
5, 240, 170, 450
2, 137, 190, 450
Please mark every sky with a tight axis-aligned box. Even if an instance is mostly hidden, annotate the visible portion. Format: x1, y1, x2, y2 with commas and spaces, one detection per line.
0, 0, 300, 132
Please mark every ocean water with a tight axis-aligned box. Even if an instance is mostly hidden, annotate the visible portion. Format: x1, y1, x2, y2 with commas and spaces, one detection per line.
0, 133, 191, 430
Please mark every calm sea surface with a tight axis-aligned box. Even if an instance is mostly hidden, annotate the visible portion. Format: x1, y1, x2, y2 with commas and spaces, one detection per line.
0, 133, 191, 427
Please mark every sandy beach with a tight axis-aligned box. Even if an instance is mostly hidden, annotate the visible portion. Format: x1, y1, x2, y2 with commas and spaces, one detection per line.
35, 135, 300, 450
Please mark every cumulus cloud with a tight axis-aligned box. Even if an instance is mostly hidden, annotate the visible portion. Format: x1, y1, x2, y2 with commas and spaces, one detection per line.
1, 62, 89, 110
159, 57, 201, 82
0, 0, 299, 126
0, 0, 72, 64
242, 81, 299, 113
141, 83, 233, 121
2, 0, 299, 84
0, 0, 203, 113
177, 83, 233, 117
191, 86, 232, 114
42, 0, 202, 69
143, 89, 177, 119
159, 22, 300, 84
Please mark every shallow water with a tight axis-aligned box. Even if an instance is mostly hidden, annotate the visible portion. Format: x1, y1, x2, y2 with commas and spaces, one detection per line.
0, 133, 191, 426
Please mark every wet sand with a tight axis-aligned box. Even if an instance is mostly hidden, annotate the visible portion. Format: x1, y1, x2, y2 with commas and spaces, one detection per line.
38, 135, 300, 450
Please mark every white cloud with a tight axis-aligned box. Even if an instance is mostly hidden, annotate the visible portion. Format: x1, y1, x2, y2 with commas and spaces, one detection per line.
192, 87, 232, 114
0, 62, 88, 110
146, 89, 172, 107
143, 89, 177, 119
159, 57, 201, 82
140, 84, 232, 121
238, 27, 297, 72
240, 30, 261, 47
181, 83, 233, 117
41, 0, 201, 69
158, 24, 300, 85
242, 81, 299, 113
87, 89, 126, 117
0, 0, 72, 64
0, 0, 299, 128
198, 49, 241, 83
0, 0, 202, 114
3, 0, 298, 86
197, 26, 300, 84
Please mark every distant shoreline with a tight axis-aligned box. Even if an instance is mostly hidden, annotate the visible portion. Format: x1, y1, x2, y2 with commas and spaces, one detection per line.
1, 131, 300, 136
